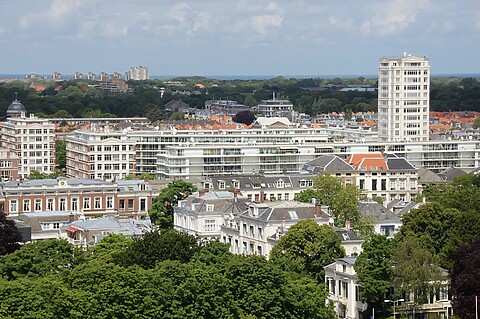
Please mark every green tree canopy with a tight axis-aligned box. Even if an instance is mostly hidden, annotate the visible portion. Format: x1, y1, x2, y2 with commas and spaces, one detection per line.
0, 210, 22, 256
0, 239, 86, 280
354, 234, 395, 318
117, 229, 201, 268
149, 179, 197, 229
270, 219, 345, 279
451, 238, 480, 319
393, 236, 443, 305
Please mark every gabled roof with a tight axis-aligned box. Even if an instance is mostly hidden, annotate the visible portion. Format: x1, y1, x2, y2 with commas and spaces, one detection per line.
302, 155, 353, 173
359, 201, 401, 222
385, 157, 416, 170
346, 154, 387, 171
255, 117, 292, 127
418, 167, 444, 184
437, 167, 467, 182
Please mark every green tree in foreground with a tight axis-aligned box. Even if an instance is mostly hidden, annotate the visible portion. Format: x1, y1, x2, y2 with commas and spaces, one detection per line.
0, 239, 86, 280
270, 219, 345, 280
118, 229, 200, 268
149, 179, 197, 229
355, 234, 395, 319
451, 238, 480, 319
393, 236, 443, 306
0, 210, 22, 256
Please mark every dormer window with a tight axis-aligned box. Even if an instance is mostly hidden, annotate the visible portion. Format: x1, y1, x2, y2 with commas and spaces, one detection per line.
231, 180, 240, 189
218, 180, 225, 190
299, 180, 307, 187
276, 179, 284, 188
206, 204, 214, 212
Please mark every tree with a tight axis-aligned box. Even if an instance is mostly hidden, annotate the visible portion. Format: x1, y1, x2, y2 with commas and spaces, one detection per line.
118, 229, 201, 268
330, 184, 361, 228
451, 238, 480, 319
298, 174, 361, 228
233, 110, 256, 125
0, 239, 86, 280
393, 236, 443, 306
270, 219, 345, 279
55, 139, 66, 172
0, 210, 22, 256
473, 116, 480, 129
354, 234, 395, 318
149, 179, 197, 229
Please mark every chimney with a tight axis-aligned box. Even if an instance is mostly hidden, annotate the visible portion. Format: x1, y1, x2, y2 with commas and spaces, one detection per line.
345, 220, 351, 232
199, 188, 207, 197
315, 203, 322, 217
260, 190, 265, 203
68, 213, 75, 223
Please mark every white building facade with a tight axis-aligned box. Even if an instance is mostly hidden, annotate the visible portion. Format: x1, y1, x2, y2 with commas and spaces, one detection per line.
378, 53, 430, 143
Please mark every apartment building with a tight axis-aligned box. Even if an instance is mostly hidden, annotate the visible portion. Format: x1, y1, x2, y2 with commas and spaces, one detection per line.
125, 66, 149, 81
255, 93, 294, 119
66, 127, 136, 181
0, 147, 19, 181
0, 99, 56, 179
0, 177, 157, 217
378, 53, 430, 142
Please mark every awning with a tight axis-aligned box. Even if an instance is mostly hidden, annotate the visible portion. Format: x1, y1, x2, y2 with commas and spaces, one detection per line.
66, 226, 80, 233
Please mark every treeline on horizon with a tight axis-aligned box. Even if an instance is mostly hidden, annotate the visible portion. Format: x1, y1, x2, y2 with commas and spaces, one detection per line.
0, 76, 479, 121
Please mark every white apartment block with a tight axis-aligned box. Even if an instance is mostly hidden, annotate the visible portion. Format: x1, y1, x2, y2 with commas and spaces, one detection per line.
125, 66, 149, 81
66, 128, 136, 181
0, 112, 56, 179
256, 93, 295, 119
65, 122, 480, 181
378, 53, 430, 142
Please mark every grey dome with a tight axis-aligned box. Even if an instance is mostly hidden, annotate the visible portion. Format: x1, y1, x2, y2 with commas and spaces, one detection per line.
6, 99, 26, 117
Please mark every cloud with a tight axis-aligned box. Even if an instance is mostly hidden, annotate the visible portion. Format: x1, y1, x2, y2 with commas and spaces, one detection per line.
359, 0, 431, 37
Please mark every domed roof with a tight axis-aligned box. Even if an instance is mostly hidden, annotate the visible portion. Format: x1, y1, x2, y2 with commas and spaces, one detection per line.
6, 98, 26, 117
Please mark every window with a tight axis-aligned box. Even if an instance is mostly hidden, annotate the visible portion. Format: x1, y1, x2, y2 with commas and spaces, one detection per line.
71, 197, 79, 211
372, 179, 377, 191
206, 204, 214, 212
204, 219, 215, 232
390, 180, 396, 191
119, 199, 125, 210
399, 180, 406, 190
106, 196, 114, 209
94, 197, 102, 209
35, 199, 42, 211
59, 198, 67, 211
47, 198, 55, 211
83, 197, 91, 210
381, 179, 387, 191
218, 181, 225, 190
359, 179, 365, 190
410, 179, 417, 190
9, 199, 18, 212
23, 199, 31, 212
128, 199, 134, 210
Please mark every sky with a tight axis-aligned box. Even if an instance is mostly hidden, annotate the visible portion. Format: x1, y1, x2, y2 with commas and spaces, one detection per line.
0, 0, 479, 77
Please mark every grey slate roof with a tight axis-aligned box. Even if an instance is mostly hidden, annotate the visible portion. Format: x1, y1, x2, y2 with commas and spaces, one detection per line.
437, 167, 467, 182
15, 211, 72, 232
359, 201, 401, 222
385, 157, 416, 170
386, 199, 418, 216
244, 201, 331, 222
418, 167, 444, 184
301, 155, 353, 173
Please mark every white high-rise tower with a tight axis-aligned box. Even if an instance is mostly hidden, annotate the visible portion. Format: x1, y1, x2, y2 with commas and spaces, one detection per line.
377, 53, 430, 142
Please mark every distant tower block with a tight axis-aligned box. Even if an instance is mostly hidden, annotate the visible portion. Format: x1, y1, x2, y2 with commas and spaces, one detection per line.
377, 54, 430, 143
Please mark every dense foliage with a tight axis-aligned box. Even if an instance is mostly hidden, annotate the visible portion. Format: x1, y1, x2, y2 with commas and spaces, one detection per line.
270, 219, 345, 280
451, 238, 480, 319
0, 76, 479, 121
354, 234, 395, 318
0, 210, 23, 256
0, 231, 335, 319
148, 180, 197, 229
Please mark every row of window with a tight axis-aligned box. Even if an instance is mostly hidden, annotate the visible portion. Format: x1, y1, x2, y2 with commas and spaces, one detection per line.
9, 196, 115, 212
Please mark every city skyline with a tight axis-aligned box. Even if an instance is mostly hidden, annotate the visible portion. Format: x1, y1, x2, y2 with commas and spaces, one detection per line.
0, 0, 479, 76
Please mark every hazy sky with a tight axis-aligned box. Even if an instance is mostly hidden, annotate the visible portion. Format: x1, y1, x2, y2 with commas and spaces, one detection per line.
1, 0, 479, 77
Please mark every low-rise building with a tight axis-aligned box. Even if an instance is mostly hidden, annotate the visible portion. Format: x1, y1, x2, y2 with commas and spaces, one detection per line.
0, 178, 158, 218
